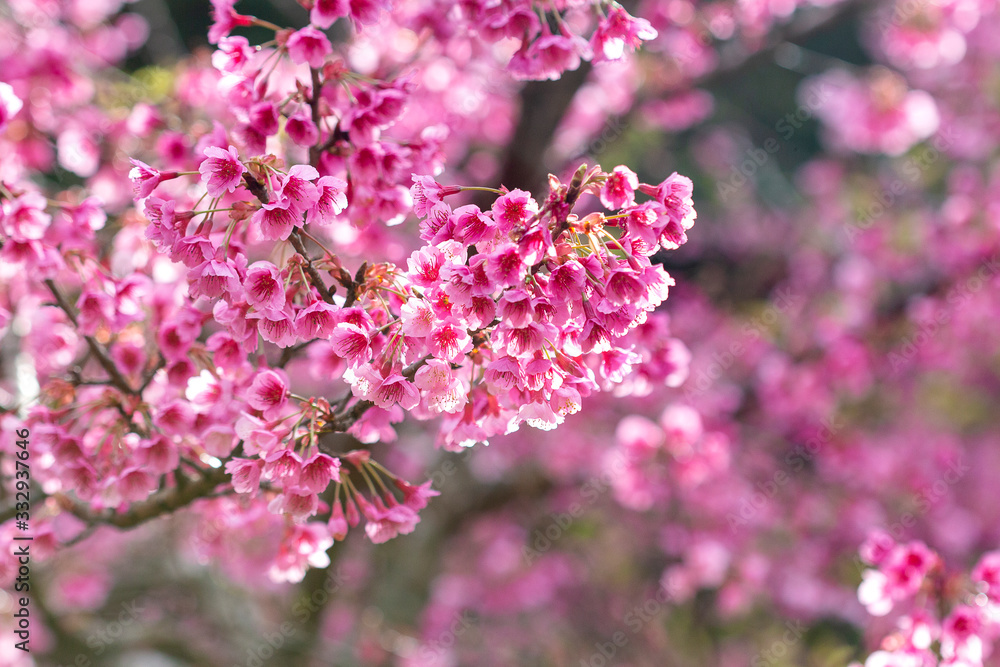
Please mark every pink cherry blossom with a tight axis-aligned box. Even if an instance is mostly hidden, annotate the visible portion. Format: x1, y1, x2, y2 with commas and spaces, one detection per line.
243, 261, 286, 311
0, 82, 23, 130
247, 370, 290, 419
286, 27, 333, 68
199, 145, 246, 197
311, 0, 350, 29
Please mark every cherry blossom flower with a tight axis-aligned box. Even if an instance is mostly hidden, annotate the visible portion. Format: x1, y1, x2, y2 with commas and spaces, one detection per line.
247, 370, 290, 419
286, 27, 333, 68
601, 166, 639, 209
199, 145, 246, 197
208, 0, 253, 44
243, 261, 286, 311
590, 5, 657, 63
269, 525, 333, 583
363, 498, 420, 544
285, 112, 320, 146
225, 458, 264, 496
306, 175, 348, 225
311, 0, 350, 29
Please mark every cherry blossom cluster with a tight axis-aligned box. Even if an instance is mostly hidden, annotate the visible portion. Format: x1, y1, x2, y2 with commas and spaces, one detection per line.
804, 67, 941, 156
853, 533, 1000, 667
125, 130, 696, 551
609, 404, 729, 512
390, 0, 658, 81
0, 0, 698, 588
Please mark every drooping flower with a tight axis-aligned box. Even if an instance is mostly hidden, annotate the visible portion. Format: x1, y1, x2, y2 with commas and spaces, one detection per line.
268, 490, 320, 522
285, 112, 320, 147
600, 166, 639, 210
269, 524, 332, 583
590, 5, 657, 63
211, 35, 254, 73
225, 458, 264, 496
363, 498, 420, 544
128, 159, 178, 199
372, 374, 420, 410
248, 307, 299, 347
410, 175, 460, 217
263, 448, 304, 487
276, 165, 320, 213
297, 453, 342, 494
199, 145, 246, 197
208, 0, 253, 44
306, 175, 348, 225
392, 479, 440, 511
330, 322, 372, 365
311, 0, 350, 29
251, 198, 300, 241
328, 499, 349, 540
247, 369, 290, 419
295, 300, 338, 339
286, 27, 333, 68
248, 101, 280, 137
243, 261, 286, 311
189, 259, 243, 300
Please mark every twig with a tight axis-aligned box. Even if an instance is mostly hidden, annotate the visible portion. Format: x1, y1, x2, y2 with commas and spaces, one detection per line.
290, 230, 337, 304
60, 464, 231, 530
344, 261, 366, 307
308, 67, 324, 168
43, 279, 138, 395
319, 355, 431, 440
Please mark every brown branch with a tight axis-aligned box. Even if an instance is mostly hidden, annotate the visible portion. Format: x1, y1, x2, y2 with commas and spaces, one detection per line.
43, 279, 137, 395
491, 63, 593, 195
60, 464, 231, 530
242, 171, 270, 204
241, 169, 337, 305
277, 339, 316, 368
290, 230, 337, 304
308, 67, 324, 168
138, 353, 166, 393
319, 355, 431, 442
344, 261, 366, 308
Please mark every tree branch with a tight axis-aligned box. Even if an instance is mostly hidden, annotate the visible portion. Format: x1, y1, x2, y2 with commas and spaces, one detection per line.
43, 279, 138, 395
60, 464, 231, 530
318, 355, 431, 445
490, 63, 593, 195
